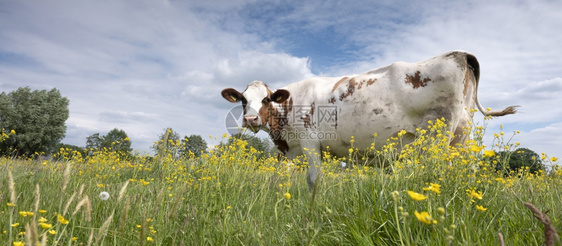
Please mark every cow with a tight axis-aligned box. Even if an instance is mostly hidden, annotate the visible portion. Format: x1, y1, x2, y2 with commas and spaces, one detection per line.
221, 51, 517, 190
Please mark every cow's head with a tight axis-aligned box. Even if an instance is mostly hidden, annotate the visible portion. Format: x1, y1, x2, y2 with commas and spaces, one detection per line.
221, 81, 290, 133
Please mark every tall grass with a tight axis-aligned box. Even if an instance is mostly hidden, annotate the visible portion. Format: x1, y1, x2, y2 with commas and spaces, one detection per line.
1, 119, 560, 245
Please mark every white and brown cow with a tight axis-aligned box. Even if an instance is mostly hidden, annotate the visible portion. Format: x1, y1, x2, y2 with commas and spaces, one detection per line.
221, 51, 517, 190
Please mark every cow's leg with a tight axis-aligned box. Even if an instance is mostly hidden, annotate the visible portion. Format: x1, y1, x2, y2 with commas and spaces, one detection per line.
301, 140, 322, 190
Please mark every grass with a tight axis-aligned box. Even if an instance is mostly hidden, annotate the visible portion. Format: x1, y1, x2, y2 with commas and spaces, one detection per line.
1, 119, 561, 245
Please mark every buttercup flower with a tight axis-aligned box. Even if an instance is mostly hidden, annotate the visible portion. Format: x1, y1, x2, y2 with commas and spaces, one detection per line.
476, 205, 487, 211
414, 211, 437, 225
422, 183, 442, 194
483, 150, 495, 158
39, 223, 52, 229
408, 191, 428, 201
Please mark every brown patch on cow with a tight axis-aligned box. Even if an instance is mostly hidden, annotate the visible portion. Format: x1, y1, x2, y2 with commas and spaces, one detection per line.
303, 102, 316, 129
332, 77, 349, 93
405, 71, 431, 89
366, 78, 376, 86
463, 65, 475, 97
265, 99, 291, 155
258, 88, 274, 125
328, 97, 336, 104
339, 78, 357, 101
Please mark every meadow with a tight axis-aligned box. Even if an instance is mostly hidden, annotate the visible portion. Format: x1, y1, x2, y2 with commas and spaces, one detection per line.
1, 118, 561, 246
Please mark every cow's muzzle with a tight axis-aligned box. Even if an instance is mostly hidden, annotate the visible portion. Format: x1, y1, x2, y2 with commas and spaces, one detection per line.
243, 115, 261, 132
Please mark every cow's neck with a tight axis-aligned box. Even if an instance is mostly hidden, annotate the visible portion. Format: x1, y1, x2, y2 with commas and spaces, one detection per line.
265, 98, 293, 155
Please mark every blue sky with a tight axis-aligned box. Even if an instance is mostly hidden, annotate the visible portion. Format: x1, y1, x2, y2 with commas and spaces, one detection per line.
1, 0, 561, 161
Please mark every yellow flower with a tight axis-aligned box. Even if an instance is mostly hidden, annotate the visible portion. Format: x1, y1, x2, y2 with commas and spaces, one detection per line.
38, 210, 47, 213
39, 223, 52, 229
476, 205, 487, 211
407, 191, 428, 201
483, 150, 495, 158
7, 203, 16, 207
57, 214, 69, 225
13, 241, 24, 246
38, 217, 47, 223
468, 189, 483, 200
11, 223, 20, 227
414, 211, 436, 225
10, 130, 16, 134
48, 230, 56, 235
551, 157, 558, 162
470, 145, 484, 153
147, 236, 154, 242
284, 192, 291, 200
72, 237, 78, 241
422, 183, 441, 194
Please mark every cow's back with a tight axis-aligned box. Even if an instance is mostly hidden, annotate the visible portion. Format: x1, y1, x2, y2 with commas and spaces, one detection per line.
280, 51, 475, 158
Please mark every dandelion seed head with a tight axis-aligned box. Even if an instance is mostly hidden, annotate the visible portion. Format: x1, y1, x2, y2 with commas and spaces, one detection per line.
99, 191, 110, 201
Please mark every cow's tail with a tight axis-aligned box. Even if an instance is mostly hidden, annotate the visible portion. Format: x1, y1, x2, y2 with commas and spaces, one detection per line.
467, 54, 519, 117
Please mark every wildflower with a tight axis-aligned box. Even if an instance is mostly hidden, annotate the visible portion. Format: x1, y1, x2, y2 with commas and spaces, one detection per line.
38, 210, 47, 213
483, 150, 495, 158
422, 183, 442, 194
467, 189, 483, 200
414, 211, 437, 225
437, 207, 446, 215
551, 157, 558, 162
284, 192, 291, 200
408, 191, 428, 201
147, 236, 154, 242
13, 241, 24, 246
57, 214, 69, 225
7, 203, 16, 207
11, 223, 19, 227
99, 191, 110, 201
470, 145, 484, 153
38, 217, 47, 223
476, 205, 487, 212
10, 130, 16, 134
72, 237, 78, 241
39, 223, 52, 229
48, 230, 56, 235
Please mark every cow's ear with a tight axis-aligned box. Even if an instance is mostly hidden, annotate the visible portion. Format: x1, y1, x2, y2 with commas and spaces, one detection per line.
271, 89, 290, 103
221, 88, 243, 103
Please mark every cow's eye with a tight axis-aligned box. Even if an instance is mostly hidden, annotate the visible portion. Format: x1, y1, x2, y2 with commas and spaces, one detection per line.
262, 97, 272, 104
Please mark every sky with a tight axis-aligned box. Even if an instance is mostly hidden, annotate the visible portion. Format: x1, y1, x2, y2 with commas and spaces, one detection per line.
1, 0, 561, 161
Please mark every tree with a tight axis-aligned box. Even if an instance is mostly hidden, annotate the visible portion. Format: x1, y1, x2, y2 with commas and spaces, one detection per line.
85, 128, 132, 158
491, 147, 545, 175
0, 87, 69, 156
104, 128, 132, 153
181, 134, 207, 157
152, 128, 181, 157
85, 133, 103, 150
